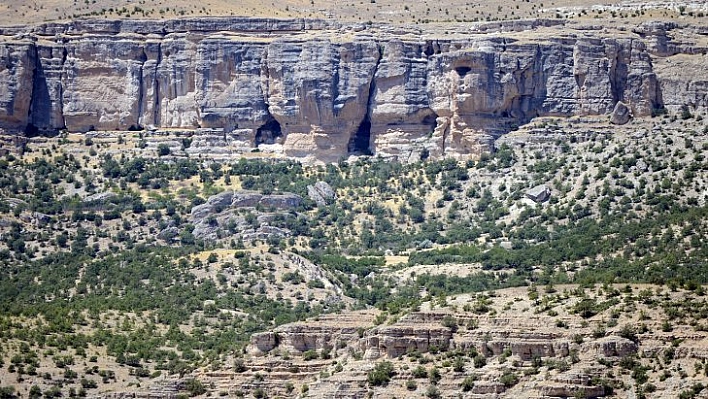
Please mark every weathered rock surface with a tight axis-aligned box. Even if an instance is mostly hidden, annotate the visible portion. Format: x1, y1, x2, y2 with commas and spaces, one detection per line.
526, 184, 551, 203
190, 190, 302, 218
363, 324, 454, 360
587, 336, 638, 358
610, 101, 632, 124
249, 311, 376, 356
307, 181, 336, 206
176, 281, 708, 399
1, 17, 704, 161
188, 190, 303, 240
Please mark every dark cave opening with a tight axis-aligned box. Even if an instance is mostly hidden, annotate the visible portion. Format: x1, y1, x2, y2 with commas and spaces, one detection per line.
24, 123, 39, 137
255, 119, 283, 145
424, 43, 434, 57
348, 117, 372, 155
455, 66, 472, 77
422, 113, 438, 130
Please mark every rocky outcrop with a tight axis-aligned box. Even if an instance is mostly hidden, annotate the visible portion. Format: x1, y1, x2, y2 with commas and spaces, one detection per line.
224, 281, 708, 399
586, 336, 638, 358
363, 325, 454, 359
187, 190, 303, 240
0, 17, 703, 160
190, 190, 302, 218
307, 181, 336, 206
249, 312, 376, 356
525, 184, 551, 203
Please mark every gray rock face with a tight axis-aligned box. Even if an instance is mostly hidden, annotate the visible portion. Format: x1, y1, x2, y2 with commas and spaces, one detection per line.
189, 190, 303, 240
0, 17, 703, 161
259, 193, 302, 209
587, 336, 638, 358
0, 43, 35, 131
231, 192, 263, 208
307, 181, 336, 206
526, 184, 551, 203
610, 101, 632, 125
363, 325, 453, 359
190, 191, 303, 219
82, 191, 118, 205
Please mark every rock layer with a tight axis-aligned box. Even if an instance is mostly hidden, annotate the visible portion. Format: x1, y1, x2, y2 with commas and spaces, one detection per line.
0, 17, 705, 161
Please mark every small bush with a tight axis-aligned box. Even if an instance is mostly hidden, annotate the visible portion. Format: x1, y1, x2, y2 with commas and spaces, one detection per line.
157, 144, 171, 156
367, 361, 395, 386
302, 350, 318, 361
406, 379, 417, 391
500, 371, 519, 388
461, 375, 476, 391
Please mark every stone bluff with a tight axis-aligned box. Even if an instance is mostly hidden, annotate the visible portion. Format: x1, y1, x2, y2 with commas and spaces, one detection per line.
0, 17, 705, 161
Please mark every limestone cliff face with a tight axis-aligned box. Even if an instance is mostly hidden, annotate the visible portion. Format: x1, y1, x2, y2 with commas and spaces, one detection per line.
0, 42, 35, 131
0, 17, 704, 161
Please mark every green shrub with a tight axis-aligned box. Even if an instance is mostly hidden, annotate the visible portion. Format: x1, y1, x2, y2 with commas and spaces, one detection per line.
461, 375, 476, 391
367, 361, 395, 386
406, 379, 417, 391
302, 350, 318, 361
157, 144, 171, 156
183, 378, 206, 397
500, 371, 519, 388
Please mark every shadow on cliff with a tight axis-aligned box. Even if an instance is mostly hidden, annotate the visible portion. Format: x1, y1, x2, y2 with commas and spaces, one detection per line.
26, 47, 63, 137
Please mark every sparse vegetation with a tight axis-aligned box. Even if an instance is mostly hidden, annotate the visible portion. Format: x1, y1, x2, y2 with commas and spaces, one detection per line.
0, 95, 707, 397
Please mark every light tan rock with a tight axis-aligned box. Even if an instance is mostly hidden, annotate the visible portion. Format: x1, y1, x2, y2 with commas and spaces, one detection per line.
0, 17, 704, 161
0, 42, 35, 131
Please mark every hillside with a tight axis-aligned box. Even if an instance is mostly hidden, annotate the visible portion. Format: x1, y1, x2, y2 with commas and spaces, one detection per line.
1, 111, 707, 397
0, 2, 707, 398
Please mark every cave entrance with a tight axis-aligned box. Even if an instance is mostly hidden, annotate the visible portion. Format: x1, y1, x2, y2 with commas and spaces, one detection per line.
255, 119, 283, 145
24, 123, 39, 137
422, 113, 438, 130
348, 117, 372, 155
455, 66, 472, 77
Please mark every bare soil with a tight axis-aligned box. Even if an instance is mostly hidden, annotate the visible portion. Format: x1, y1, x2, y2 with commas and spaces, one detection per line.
1, 0, 705, 26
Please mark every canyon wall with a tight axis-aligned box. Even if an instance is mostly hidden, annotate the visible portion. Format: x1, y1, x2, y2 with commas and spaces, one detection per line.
0, 17, 705, 161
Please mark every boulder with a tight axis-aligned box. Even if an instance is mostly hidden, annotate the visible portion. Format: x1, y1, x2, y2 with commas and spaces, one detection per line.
307, 181, 336, 206
610, 101, 632, 125
83, 191, 117, 205
525, 184, 551, 203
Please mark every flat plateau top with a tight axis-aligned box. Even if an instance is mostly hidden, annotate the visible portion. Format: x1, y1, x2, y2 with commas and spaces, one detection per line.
0, 0, 706, 28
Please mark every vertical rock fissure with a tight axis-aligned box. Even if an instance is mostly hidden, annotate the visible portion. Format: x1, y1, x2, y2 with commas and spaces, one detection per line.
348, 45, 381, 155
532, 44, 544, 118
153, 42, 162, 127
254, 45, 279, 146
609, 41, 626, 106
331, 50, 340, 116
59, 47, 67, 130
134, 49, 148, 130
25, 44, 40, 136
645, 44, 664, 112
261, 46, 270, 111
610, 56, 619, 105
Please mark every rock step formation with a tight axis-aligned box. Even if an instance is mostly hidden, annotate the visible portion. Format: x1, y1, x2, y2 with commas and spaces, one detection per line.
226, 306, 645, 398
1, 17, 705, 162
